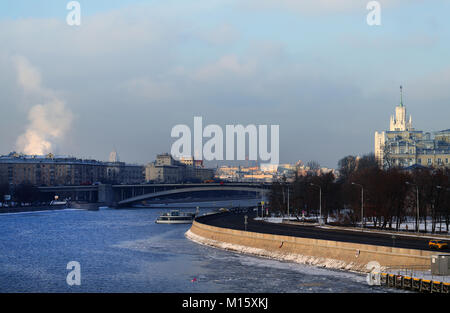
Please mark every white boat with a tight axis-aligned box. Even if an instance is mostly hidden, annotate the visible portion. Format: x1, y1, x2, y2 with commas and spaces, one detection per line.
155, 210, 196, 224
50, 200, 67, 206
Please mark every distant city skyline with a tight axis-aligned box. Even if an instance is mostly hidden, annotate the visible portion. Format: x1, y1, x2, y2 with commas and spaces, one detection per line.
1, 1, 450, 168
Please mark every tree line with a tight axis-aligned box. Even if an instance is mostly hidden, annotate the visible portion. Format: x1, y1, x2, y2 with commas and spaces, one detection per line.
269, 154, 450, 233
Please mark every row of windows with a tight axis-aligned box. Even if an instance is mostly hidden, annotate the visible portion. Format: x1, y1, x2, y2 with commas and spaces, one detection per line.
417, 158, 449, 165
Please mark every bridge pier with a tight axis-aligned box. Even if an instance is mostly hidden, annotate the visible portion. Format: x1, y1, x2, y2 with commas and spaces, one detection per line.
98, 184, 114, 205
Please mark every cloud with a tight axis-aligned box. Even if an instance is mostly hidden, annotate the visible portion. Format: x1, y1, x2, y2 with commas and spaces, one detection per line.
194, 55, 256, 80
200, 23, 240, 45
238, 0, 414, 14
123, 77, 179, 102
14, 56, 43, 93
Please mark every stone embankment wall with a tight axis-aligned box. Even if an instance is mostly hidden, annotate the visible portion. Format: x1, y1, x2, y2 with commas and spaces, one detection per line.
186, 220, 435, 273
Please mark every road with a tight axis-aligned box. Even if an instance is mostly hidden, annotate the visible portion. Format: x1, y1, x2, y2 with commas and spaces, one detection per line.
196, 211, 450, 252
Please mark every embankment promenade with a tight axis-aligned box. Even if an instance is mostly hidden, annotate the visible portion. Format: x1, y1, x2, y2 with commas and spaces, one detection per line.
186, 212, 438, 273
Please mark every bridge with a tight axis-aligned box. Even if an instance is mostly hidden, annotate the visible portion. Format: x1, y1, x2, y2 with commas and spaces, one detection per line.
38, 183, 270, 206
117, 185, 269, 206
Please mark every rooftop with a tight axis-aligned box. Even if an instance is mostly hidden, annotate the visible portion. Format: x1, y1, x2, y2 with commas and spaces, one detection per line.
0, 152, 143, 166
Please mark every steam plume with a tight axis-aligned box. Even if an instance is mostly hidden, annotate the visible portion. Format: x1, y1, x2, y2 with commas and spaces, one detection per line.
13, 56, 73, 155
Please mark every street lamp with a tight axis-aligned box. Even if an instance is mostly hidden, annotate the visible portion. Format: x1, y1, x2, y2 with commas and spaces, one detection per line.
406, 181, 419, 233
436, 186, 449, 233
310, 183, 322, 222
287, 185, 290, 219
351, 182, 364, 230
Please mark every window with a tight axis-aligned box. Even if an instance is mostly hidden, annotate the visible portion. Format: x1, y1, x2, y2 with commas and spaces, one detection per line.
428, 158, 432, 165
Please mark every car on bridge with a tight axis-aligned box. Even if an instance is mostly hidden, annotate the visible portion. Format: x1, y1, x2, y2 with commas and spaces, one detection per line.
429, 240, 448, 250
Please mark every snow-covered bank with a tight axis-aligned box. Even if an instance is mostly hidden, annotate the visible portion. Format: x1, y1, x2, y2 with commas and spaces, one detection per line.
185, 229, 368, 273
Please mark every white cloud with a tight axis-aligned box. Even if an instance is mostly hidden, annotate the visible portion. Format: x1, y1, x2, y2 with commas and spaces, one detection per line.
13, 56, 43, 93
239, 0, 414, 14
194, 55, 256, 80
123, 78, 179, 102
200, 23, 240, 45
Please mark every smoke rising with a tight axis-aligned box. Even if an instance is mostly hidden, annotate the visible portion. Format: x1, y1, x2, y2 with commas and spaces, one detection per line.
13, 56, 73, 155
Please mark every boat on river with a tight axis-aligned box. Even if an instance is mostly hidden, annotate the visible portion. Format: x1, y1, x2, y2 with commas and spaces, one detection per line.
155, 210, 196, 224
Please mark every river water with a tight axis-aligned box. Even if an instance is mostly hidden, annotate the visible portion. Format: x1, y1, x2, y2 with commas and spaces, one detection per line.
0, 204, 399, 293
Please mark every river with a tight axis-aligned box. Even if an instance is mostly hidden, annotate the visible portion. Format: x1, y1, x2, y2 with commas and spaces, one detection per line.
0, 202, 401, 293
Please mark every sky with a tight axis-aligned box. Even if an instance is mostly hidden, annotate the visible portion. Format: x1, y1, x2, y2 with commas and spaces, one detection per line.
0, 0, 449, 168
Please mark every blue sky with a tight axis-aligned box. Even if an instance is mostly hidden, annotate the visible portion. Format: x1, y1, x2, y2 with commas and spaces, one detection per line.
0, 0, 134, 19
1, 0, 449, 167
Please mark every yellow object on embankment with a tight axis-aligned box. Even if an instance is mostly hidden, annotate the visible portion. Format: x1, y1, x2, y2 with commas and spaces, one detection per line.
186, 220, 435, 273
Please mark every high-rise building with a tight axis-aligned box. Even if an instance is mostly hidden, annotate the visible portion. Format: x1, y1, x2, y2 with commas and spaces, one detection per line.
109, 148, 119, 162
375, 87, 450, 168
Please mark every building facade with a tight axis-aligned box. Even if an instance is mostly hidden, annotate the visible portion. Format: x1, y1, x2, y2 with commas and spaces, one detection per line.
145, 153, 214, 183
374, 87, 450, 168
105, 161, 145, 184
0, 152, 145, 186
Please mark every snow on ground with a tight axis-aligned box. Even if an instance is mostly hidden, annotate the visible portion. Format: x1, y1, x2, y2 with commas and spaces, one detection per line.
254, 217, 283, 223
364, 218, 449, 234
254, 216, 319, 223
259, 214, 450, 239
319, 225, 450, 240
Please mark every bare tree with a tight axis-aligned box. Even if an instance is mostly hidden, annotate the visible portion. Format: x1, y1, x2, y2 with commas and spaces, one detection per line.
357, 153, 378, 170
382, 143, 395, 169
337, 155, 357, 182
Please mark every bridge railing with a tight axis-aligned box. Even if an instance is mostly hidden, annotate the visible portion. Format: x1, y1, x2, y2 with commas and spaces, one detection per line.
383, 264, 430, 277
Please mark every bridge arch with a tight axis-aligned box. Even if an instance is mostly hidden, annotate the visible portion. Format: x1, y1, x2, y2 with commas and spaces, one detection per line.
118, 186, 268, 206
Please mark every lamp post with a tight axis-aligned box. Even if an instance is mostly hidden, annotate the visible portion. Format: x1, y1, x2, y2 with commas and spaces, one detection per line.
436, 186, 449, 233
351, 182, 364, 230
310, 183, 322, 222
287, 185, 290, 219
406, 182, 419, 233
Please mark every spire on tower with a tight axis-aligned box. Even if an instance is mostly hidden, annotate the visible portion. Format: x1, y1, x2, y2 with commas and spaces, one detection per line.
400, 85, 403, 107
